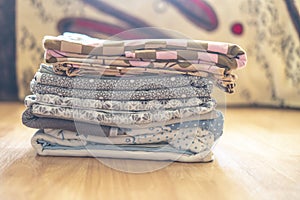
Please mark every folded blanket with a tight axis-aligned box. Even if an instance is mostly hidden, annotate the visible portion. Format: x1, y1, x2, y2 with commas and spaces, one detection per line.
43, 32, 247, 70
25, 94, 214, 111
31, 130, 214, 162
43, 32, 247, 94
30, 80, 212, 101
36, 64, 215, 91
52, 62, 224, 77
51, 63, 236, 93
22, 108, 223, 137
46, 50, 228, 74
30, 110, 223, 162
27, 100, 216, 127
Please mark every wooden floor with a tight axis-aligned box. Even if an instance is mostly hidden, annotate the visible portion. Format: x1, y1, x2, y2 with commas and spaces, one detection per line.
0, 102, 299, 200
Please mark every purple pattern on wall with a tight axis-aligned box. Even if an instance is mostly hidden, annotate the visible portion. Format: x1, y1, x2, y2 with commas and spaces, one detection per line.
167, 0, 218, 31
58, 0, 219, 38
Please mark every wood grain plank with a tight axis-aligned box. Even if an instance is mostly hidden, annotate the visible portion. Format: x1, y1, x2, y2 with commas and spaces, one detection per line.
0, 103, 299, 200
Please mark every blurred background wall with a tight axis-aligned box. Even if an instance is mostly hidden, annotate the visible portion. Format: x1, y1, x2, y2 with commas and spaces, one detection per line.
0, 0, 18, 100
1, 0, 300, 108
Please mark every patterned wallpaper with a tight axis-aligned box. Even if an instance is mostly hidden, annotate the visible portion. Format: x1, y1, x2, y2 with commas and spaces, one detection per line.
16, 0, 300, 107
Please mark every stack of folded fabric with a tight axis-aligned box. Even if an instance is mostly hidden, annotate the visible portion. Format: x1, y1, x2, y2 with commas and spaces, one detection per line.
22, 33, 247, 162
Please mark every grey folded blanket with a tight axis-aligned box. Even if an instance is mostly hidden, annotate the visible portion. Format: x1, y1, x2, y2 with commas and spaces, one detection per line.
30, 80, 212, 101
22, 108, 223, 138
27, 110, 223, 162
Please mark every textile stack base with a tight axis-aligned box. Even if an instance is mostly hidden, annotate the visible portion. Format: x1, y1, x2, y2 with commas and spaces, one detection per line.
22, 33, 247, 163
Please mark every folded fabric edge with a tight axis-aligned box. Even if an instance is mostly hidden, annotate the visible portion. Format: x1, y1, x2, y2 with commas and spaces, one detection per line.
31, 131, 214, 163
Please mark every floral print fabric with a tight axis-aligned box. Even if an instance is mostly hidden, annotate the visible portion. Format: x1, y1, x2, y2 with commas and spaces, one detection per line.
25, 94, 214, 111
30, 80, 212, 101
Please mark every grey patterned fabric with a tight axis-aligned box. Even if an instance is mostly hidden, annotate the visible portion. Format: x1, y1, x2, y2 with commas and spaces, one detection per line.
22, 108, 223, 137
28, 101, 216, 127
25, 94, 214, 111
29, 110, 224, 162
31, 130, 214, 162
36, 64, 214, 91
30, 80, 212, 101
49, 63, 236, 93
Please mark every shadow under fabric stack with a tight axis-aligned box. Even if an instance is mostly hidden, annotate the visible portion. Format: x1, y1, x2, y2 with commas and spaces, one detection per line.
22, 33, 247, 162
